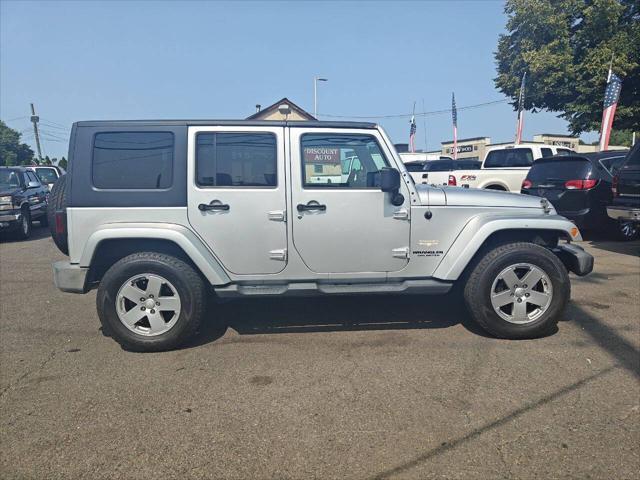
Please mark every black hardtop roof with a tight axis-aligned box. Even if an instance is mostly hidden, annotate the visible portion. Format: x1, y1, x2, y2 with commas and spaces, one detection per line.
537, 150, 629, 164
73, 119, 378, 129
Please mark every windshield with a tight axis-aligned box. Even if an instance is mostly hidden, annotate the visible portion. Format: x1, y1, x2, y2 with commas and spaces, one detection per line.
35, 167, 58, 184
0, 170, 22, 190
423, 160, 453, 172
484, 148, 534, 168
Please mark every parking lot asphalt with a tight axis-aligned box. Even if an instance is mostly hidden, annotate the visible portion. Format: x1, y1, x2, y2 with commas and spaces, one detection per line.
0, 227, 638, 479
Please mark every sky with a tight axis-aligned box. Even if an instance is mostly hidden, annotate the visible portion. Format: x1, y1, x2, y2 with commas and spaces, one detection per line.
0, 0, 597, 160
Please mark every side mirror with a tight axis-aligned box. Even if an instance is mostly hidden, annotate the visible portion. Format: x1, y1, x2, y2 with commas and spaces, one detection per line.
380, 167, 404, 206
27, 181, 40, 189
380, 167, 400, 192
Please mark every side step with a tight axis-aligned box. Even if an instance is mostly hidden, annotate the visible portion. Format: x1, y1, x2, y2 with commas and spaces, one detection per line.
215, 279, 453, 297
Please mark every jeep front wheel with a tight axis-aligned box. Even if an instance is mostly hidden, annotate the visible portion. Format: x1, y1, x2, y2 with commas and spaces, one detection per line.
463, 242, 570, 339
97, 252, 207, 351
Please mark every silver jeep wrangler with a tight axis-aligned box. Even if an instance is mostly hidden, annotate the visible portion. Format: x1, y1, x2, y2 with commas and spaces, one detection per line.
49, 120, 593, 351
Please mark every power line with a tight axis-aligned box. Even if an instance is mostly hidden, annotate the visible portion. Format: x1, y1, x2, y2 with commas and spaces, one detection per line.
318, 98, 509, 119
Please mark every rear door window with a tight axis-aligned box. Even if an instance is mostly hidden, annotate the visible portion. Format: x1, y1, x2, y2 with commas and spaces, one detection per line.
403, 162, 425, 172
423, 160, 453, 172
540, 148, 553, 157
92, 132, 174, 189
196, 133, 277, 187
484, 148, 534, 168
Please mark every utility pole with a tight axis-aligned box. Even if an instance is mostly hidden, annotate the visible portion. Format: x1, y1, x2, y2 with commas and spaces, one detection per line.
313, 76, 328, 119
30, 103, 43, 163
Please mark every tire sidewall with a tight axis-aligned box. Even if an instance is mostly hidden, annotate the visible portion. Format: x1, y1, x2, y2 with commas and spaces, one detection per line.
98, 256, 203, 350
473, 247, 569, 338
18, 210, 31, 239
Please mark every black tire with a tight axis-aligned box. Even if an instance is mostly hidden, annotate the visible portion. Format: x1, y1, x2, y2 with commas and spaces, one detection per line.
615, 219, 640, 241
97, 252, 207, 352
463, 242, 570, 339
16, 208, 32, 240
47, 174, 68, 254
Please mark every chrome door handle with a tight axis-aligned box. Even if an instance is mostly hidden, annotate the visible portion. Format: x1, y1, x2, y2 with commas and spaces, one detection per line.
393, 209, 409, 220
198, 202, 230, 211
297, 203, 327, 212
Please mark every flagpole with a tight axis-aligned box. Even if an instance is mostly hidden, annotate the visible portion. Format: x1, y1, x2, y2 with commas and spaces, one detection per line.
452, 92, 457, 160
422, 98, 427, 152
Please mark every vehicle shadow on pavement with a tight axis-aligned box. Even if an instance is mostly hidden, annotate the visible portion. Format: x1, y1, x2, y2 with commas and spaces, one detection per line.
581, 230, 640, 257
368, 304, 638, 479
0, 224, 50, 243
188, 292, 492, 348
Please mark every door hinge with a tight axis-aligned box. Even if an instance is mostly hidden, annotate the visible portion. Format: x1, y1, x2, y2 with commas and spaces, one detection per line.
269, 249, 287, 261
393, 209, 409, 220
268, 210, 286, 222
392, 247, 410, 259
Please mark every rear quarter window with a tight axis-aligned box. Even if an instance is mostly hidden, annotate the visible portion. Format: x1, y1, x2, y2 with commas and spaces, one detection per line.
92, 132, 174, 189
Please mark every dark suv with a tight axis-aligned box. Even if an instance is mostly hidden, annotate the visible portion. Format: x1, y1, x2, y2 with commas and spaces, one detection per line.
0, 166, 49, 239
608, 143, 640, 240
521, 151, 627, 235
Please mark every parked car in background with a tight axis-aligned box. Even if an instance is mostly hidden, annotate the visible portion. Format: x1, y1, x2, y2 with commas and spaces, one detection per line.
407, 158, 481, 186
450, 143, 574, 192
25, 165, 65, 190
521, 151, 627, 236
607, 143, 640, 240
0, 166, 49, 239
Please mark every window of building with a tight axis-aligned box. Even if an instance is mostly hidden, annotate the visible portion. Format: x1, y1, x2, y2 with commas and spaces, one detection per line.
484, 148, 534, 168
92, 132, 174, 189
301, 134, 389, 188
196, 133, 277, 187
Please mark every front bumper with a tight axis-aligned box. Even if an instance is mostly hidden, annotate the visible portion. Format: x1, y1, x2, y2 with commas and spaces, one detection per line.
0, 211, 21, 229
52, 261, 89, 293
554, 243, 594, 277
607, 206, 640, 222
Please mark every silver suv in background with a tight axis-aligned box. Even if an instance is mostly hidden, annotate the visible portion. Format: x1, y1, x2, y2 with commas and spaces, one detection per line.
49, 120, 593, 351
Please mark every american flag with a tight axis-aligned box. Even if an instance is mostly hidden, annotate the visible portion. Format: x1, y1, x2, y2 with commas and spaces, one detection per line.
515, 72, 526, 144
599, 70, 622, 151
451, 93, 458, 160
409, 115, 417, 153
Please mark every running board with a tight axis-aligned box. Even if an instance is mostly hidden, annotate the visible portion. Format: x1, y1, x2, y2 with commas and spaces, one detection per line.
214, 279, 453, 297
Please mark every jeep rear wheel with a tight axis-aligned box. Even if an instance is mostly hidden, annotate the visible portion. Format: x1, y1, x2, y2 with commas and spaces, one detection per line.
463, 242, 570, 339
97, 252, 207, 352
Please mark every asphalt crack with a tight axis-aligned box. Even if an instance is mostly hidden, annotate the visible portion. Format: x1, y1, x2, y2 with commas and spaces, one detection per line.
0, 349, 57, 399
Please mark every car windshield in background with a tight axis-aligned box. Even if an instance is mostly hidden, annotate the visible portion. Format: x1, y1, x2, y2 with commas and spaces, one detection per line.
484, 148, 534, 168
35, 168, 58, 184
527, 159, 591, 182
459, 161, 481, 169
0, 170, 21, 189
404, 162, 425, 172
423, 160, 453, 172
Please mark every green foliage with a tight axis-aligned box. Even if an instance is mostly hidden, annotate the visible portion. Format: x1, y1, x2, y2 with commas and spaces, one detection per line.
0, 121, 35, 166
608, 129, 637, 146
495, 0, 640, 134
58, 157, 68, 170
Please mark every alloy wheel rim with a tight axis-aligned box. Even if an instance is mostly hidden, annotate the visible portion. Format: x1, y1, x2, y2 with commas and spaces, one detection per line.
490, 263, 553, 325
116, 274, 181, 336
620, 221, 637, 238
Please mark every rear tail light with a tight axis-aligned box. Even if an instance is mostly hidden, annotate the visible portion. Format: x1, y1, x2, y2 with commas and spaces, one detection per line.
54, 211, 66, 235
612, 175, 619, 196
522, 179, 532, 189
448, 175, 457, 186
564, 179, 598, 190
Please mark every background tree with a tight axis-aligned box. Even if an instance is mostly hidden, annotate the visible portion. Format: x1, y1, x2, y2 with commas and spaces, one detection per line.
58, 156, 68, 170
0, 121, 35, 166
495, 0, 639, 135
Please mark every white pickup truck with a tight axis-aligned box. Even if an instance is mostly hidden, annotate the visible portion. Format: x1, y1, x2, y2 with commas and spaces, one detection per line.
450, 143, 573, 192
